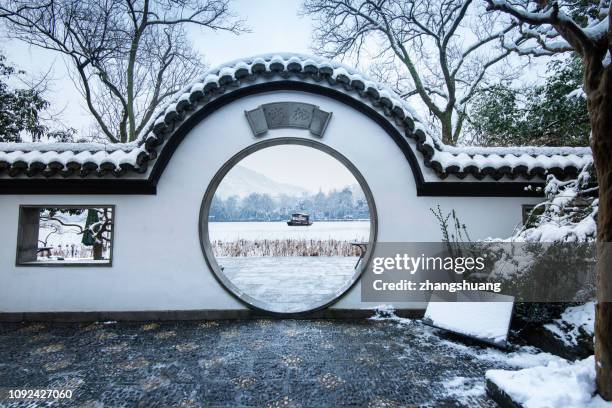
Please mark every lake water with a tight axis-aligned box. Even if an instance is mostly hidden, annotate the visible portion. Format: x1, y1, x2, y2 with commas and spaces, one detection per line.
208, 221, 371, 242
208, 221, 370, 313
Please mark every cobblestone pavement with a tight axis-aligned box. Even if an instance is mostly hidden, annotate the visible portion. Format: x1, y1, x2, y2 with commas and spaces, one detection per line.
0, 318, 518, 407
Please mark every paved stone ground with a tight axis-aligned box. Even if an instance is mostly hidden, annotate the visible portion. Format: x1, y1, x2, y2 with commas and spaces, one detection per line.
0, 318, 520, 407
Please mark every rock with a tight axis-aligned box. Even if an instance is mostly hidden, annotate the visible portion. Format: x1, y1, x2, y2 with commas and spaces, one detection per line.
486, 378, 523, 408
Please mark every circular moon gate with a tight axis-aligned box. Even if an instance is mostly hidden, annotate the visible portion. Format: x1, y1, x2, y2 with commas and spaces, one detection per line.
199, 138, 378, 314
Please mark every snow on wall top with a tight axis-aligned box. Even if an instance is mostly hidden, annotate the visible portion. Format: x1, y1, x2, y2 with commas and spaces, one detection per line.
0, 53, 592, 180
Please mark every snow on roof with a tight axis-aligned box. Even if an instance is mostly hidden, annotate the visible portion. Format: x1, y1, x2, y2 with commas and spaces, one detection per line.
0, 141, 150, 177
0, 53, 592, 180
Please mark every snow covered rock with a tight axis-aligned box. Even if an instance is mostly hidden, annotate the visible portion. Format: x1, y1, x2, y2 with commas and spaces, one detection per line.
423, 293, 514, 348
544, 301, 595, 345
511, 302, 594, 361
540, 301, 595, 360
485, 356, 611, 408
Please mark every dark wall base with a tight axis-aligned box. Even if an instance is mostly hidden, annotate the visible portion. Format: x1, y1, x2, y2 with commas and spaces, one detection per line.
0, 308, 425, 323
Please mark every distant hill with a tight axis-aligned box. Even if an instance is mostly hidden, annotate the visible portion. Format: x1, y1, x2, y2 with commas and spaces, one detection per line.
216, 165, 311, 199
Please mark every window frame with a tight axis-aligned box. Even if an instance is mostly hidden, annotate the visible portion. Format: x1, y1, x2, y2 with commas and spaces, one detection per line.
521, 204, 537, 225
15, 204, 116, 267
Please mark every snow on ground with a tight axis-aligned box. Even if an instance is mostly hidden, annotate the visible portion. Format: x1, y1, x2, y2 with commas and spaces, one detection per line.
424, 324, 600, 407
438, 337, 564, 369
366, 306, 607, 407
373, 306, 561, 366
544, 301, 595, 347
475, 346, 565, 369
486, 356, 612, 408
443, 376, 487, 406
368, 304, 413, 326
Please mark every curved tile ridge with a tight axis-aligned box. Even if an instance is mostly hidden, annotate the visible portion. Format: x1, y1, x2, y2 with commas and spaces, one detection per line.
143, 52, 592, 181
0, 53, 593, 180
0, 141, 150, 177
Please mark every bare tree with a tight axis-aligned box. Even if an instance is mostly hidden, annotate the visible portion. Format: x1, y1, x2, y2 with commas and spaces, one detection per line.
302, 0, 519, 145
40, 208, 113, 260
0, 0, 244, 143
37, 223, 61, 247
485, 0, 611, 400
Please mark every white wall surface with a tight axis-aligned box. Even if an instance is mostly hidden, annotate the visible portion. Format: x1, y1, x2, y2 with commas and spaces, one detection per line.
0, 90, 540, 314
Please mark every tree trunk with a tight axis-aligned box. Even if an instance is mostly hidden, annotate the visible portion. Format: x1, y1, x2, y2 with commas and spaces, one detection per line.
440, 114, 455, 145
586, 58, 612, 400
93, 243, 103, 261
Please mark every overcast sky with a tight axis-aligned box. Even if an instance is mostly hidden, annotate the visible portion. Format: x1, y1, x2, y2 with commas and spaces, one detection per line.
2, 0, 314, 135
238, 145, 358, 193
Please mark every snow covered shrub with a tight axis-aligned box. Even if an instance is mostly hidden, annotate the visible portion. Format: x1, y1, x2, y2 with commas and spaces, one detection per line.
490, 164, 597, 322
517, 164, 597, 243
431, 166, 597, 323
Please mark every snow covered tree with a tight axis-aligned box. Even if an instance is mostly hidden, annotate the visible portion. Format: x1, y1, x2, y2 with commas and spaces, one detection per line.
484, 0, 612, 398
40, 207, 113, 260
0, 53, 73, 143
0, 0, 245, 143
209, 188, 371, 222
82, 209, 103, 260
241, 193, 275, 221
302, 0, 519, 145
468, 55, 589, 147
517, 164, 597, 243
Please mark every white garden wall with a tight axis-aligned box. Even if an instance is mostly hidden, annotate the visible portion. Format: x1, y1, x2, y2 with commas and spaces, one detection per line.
0, 90, 539, 315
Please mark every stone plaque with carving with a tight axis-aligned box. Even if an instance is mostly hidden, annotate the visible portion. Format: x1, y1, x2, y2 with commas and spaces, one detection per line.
245, 102, 332, 137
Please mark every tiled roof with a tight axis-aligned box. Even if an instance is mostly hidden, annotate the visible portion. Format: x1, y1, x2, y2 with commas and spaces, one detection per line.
0, 53, 592, 180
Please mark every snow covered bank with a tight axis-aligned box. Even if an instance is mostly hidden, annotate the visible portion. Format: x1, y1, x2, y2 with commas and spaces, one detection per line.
438, 337, 564, 369
486, 356, 611, 408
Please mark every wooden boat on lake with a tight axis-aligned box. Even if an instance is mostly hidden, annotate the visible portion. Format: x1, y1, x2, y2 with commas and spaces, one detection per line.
287, 213, 313, 226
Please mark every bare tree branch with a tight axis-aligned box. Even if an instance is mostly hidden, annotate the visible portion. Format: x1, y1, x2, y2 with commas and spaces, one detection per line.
0, 0, 245, 142
303, 0, 519, 144
485, 0, 601, 56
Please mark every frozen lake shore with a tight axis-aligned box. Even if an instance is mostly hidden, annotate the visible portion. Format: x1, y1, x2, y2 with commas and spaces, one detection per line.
208, 221, 370, 242
219, 256, 359, 313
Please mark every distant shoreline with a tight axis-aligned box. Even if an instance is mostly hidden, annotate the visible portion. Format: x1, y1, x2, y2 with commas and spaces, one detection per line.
208, 219, 371, 223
